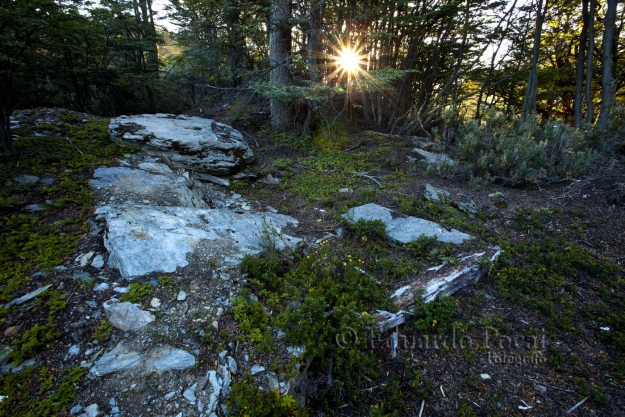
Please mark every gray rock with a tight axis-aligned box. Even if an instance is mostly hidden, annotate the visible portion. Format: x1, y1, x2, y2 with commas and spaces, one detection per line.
183, 382, 198, 402
257, 174, 281, 185
1, 358, 36, 374
146, 346, 196, 371
4, 284, 52, 308
342, 203, 470, 245
108, 114, 254, 175
91, 255, 105, 269
412, 148, 455, 166
89, 344, 141, 376
93, 283, 109, 292
40, 177, 57, 186
70, 404, 83, 414
77, 251, 95, 267
102, 299, 155, 332
73, 271, 93, 282
24, 204, 44, 212
205, 370, 223, 415
90, 167, 207, 209
137, 162, 172, 175
82, 404, 100, 417
267, 373, 280, 390
424, 184, 450, 202
14, 175, 39, 184
177, 290, 187, 301
251, 365, 265, 374
457, 199, 479, 214
95, 204, 300, 279
68, 344, 81, 356
164, 392, 176, 400
197, 173, 230, 187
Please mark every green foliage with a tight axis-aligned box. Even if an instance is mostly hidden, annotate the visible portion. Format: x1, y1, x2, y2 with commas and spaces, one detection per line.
232, 289, 273, 352
456, 112, 599, 184
575, 378, 610, 404
349, 218, 387, 239
0, 365, 87, 417
311, 117, 349, 152
119, 282, 153, 304
413, 293, 463, 336
240, 243, 394, 402
9, 320, 61, 365
227, 374, 308, 417
157, 275, 175, 286
93, 319, 114, 341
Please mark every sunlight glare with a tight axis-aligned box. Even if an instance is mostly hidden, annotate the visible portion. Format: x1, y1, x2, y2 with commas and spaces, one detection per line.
337, 48, 361, 74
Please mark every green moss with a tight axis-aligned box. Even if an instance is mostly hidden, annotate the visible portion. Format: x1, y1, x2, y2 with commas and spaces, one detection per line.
93, 319, 114, 341
119, 282, 153, 304
157, 275, 174, 286
227, 374, 308, 416
9, 320, 61, 365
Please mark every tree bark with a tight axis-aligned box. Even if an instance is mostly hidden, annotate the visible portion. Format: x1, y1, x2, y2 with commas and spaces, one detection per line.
585, 0, 596, 124
304, 0, 324, 130
574, 0, 589, 128
521, 0, 549, 121
0, 109, 17, 157
597, 0, 617, 130
269, 0, 291, 130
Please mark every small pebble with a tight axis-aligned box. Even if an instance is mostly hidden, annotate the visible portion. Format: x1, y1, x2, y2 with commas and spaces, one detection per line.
177, 290, 187, 301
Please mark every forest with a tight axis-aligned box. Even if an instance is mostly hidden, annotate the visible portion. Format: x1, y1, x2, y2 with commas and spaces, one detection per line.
2, 1, 625, 416
1, 0, 624, 168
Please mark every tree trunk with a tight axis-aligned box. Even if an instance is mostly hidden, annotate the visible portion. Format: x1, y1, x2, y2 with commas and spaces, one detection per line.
574, 0, 589, 128
521, 0, 549, 121
304, 0, 324, 130
269, 0, 291, 130
0, 109, 17, 157
597, 0, 617, 130
585, 0, 596, 124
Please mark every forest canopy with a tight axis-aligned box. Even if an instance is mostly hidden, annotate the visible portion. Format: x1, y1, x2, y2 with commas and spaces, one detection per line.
1, 0, 624, 164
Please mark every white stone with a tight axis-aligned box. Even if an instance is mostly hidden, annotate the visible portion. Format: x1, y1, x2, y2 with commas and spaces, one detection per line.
177, 290, 187, 301
342, 203, 470, 245
147, 346, 196, 371
96, 204, 300, 279
82, 404, 100, 417
150, 297, 161, 308
103, 299, 155, 332
68, 344, 81, 356
424, 184, 450, 202
108, 114, 254, 175
4, 285, 52, 308
412, 148, 455, 166
480, 373, 491, 380
91, 255, 105, 269
89, 344, 141, 376
93, 283, 109, 292
77, 251, 95, 267
251, 365, 265, 374
183, 382, 198, 402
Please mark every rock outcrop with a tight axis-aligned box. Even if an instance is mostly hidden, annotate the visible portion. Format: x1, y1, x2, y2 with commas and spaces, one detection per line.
108, 114, 254, 175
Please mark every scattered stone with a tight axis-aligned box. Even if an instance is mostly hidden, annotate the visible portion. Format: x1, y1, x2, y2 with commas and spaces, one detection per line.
343, 203, 471, 245
150, 298, 161, 308
109, 114, 254, 175
339, 188, 353, 194
81, 403, 100, 417
91, 255, 105, 269
40, 177, 57, 186
2, 358, 36, 374
54, 265, 67, 271
197, 173, 230, 187
183, 382, 198, 402
424, 184, 450, 202
146, 346, 196, 371
412, 148, 455, 166
457, 198, 479, 215
240, 203, 251, 211
536, 384, 547, 393
3, 326, 21, 338
89, 344, 141, 376
77, 251, 95, 267
24, 204, 44, 212
480, 374, 491, 380
287, 346, 305, 357
251, 365, 266, 375
4, 284, 52, 308
102, 299, 155, 332
257, 173, 281, 185
70, 404, 83, 414
164, 392, 176, 400
73, 271, 93, 282
488, 192, 505, 200
68, 345, 81, 356
267, 373, 280, 390
177, 290, 187, 301
336, 227, 344, 238
113, 286, 129, 293
265, 205, 278, 213
14, 175, 39, 184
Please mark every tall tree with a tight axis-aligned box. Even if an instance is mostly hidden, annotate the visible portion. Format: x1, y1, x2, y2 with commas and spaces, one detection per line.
269, 0, 292, 130
521, 0, 549, 121
597, 0, 618, 130
574, 0, 590, 128
585, 0, 596, 124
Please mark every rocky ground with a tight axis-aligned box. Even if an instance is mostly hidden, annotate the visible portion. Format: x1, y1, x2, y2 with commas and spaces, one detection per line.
0, 108, 624, 416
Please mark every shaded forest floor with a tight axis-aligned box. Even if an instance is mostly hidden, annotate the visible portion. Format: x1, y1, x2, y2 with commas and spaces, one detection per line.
0, 108, 624, 416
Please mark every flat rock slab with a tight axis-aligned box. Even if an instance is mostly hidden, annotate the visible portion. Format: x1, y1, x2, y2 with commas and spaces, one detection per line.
342, 203, 470, 244
103, 299, 155, 331
90, 343, 196, 377
413, 148, 455, 166
109, 114, 254, 175
96, 204, 300, 279
90, 167, 206, 209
